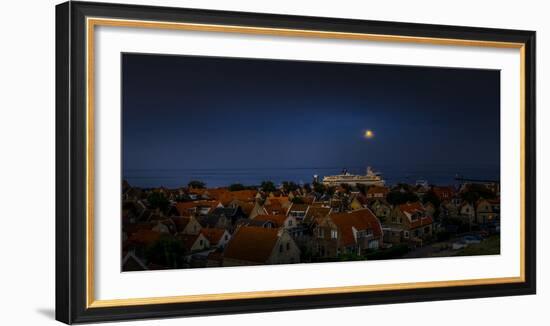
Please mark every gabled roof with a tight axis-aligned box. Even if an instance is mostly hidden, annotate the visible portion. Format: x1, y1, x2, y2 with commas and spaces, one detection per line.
432, 186, 455, 199
223, 226, 280, 263
170, 216, 195, 233
253, 214, 289, 228
236, 218, 276, 229
409, 216, 433, 229
175, 200, 221, 216
178, 233, 207, 251
330, 209, 383, 247
287, 203, 309, 212
200, 228, 228, 245
304, 206, 331, 224
398, 202, 425, 215
264, 202, 286, 215
197, 214, 228, 228
121, 251, 148, 271
216, 190, 258, 205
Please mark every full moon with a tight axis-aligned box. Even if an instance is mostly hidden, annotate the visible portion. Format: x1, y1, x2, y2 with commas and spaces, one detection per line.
364, 130, 374, 139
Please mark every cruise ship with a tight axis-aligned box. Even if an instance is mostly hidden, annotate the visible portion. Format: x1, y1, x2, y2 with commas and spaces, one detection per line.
322, 167, 386, 187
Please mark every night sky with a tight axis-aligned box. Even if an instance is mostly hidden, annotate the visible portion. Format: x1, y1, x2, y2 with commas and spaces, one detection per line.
122, 53, 500, 187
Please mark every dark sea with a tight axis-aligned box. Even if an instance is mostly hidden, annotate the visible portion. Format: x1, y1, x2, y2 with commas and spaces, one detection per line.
123, 165, 499, 189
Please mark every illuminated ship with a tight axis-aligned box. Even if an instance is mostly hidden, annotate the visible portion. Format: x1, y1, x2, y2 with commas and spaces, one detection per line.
322, 167, 385, 187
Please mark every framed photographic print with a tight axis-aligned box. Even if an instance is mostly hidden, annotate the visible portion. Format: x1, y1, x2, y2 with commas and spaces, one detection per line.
55, 1, 536, 324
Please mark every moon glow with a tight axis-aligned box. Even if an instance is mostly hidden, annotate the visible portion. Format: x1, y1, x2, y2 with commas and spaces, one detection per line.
364, 130, 374, 139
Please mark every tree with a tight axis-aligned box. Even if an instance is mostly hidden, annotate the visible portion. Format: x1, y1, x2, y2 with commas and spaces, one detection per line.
386, 190, 419, 206
187, 180, 206, 189
460, 184, 496, 203
302, 183, 312, 193
229, 183, 246, 191
423, 190, 441, 208
260, 180, 276, 193
282, 181, 299, 193
356, 183, 367, 195
313, 182, 326, 194
145, 235, 185, 268
339, 183, 351, 193
291, 196, 305, 204
147, 192, 170, 212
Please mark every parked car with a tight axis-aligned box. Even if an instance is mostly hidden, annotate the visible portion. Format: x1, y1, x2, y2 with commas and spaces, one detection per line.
463, 235, 482, 244
452, 240, 468, 250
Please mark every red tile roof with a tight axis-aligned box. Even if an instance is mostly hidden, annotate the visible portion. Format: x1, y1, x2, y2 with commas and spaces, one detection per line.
223, 226, 280, 263
128, 229, 161, 245
330, 209, 383, 247
200, 228, 227, 245
304, 206, 331, 223
178, 233, 203, 251
410, 216, 433, 229
175, 200, 220, 216
367, 186, 389, 196
432, 186, 455, 199
398, 202, 425, 215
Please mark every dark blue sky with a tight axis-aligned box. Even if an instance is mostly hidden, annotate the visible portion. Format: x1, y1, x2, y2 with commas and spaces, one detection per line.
122, 53, 499, 184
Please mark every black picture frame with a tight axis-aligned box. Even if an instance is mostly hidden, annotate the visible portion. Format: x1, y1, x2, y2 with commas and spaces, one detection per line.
56, 1, 536, 324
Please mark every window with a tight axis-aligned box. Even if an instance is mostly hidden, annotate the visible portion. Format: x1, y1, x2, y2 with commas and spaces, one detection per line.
288, 220, 293, 227
224, 235, 228, 240
199, 239, 203, 246
286, 243, 290, 251
404, 231, 409, 238
331, 230, 338, 239
279, 244, 283, 253
366, 228, 373, 236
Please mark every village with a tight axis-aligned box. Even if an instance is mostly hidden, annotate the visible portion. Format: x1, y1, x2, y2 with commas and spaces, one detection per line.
121, 175, 501, 271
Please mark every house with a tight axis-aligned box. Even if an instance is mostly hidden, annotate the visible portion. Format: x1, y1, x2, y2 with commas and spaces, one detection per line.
170, 216, 202, 235
330, 208, 384, 254
253, 214, 297, 229
440, 200, 458, 218
236, 218, 277, 229
263, 202, 287, 215
424, 202, 436, 218
369, 199, 392, 223
125, 229, 163, 258
432, 186, 455, 201
223, 226, 300, 266
265, 196, 291, 209
175, 200, 223, 217
200, 228, 231, 248
387, 202, 433, 245
303, 206, 331, 225
349, 194, 365, 210
209, 206, 248, 225
311, 216, 339, 258
213, 189, 259, 206
179, 233, 210, 253
366, 186, 389, 199
197, 213, 231, 230
459, 202, 476, 221
286, 203, 309, 221
476, 199, 500, 224
127, 229, 162, 247
151, 218, 177, 234
249, 201, 269, 219
121, 251, 148, 271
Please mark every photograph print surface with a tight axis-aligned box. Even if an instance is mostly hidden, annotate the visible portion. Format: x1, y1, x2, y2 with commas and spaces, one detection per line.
121, 53, 500, 271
